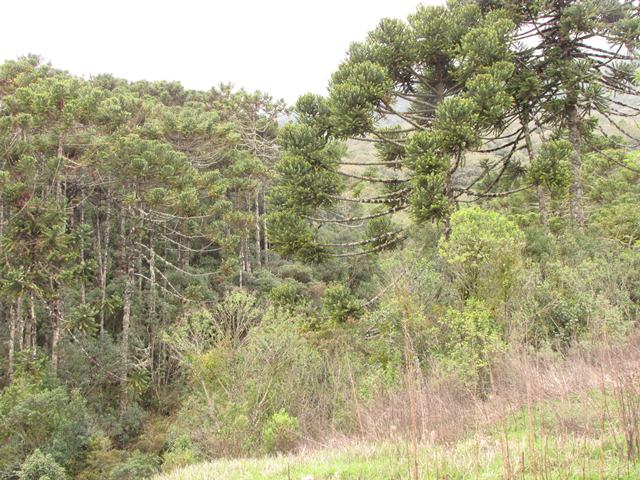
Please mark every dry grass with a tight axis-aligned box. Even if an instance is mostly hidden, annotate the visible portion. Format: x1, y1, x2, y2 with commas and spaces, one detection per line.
157, 334, 640, 479
357, 334, 640, 447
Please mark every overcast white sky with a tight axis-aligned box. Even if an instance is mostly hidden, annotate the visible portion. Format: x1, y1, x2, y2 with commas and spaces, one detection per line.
1, 0, 440, 103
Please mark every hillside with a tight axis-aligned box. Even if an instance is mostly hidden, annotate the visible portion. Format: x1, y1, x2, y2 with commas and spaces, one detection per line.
1, 2, 640, 480
157, 337, 640, 479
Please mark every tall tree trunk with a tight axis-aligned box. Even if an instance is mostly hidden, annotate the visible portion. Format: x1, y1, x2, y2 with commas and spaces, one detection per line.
8, 302, 16, 381
120, 254, 135, 413
433, 76, 453, 238
119, 208, 136, 413
137, 219, 144, 293
536, 184, 550, 229
48, 135, 65, 375
255, 189, 262, 267
16, 294, 24, 353
567, 104, 585, 227
97, 202, 111, 336
48, 287, 63, 374
238, 241, 244, 288
159, 231, 170, 387
56, 136, 64, 202
443, 167, 454, 239
443, 151, 461, 239
28, 292, 37, 355
262, 189, 269, 265
0, 202, 5, 363
78, 203, 86, 305
148, 243, 158, 387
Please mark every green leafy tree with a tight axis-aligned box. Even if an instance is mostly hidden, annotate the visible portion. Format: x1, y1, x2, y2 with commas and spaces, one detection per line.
431, 299, 505, 392
18, 449, 68, 480
0, 377, 88, 478
439, 207, 525, 305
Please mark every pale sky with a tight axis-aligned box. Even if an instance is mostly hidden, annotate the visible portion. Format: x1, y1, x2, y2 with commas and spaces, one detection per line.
1, 0, 440, 103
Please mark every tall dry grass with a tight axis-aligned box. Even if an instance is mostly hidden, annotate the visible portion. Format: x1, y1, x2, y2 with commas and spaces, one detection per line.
344, 332, 640, 450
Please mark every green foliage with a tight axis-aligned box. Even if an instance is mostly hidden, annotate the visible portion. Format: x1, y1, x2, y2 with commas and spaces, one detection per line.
1, 9, 640, 476
431, 299, 505, 390
18, 449, 68, 480
162, 435, 202, 472
586, 149, 640, 246
528, 139, 572, 194
322, 283, 363, 323
261, 410, 300, 454
111, 403, 147, 447
168, 310, 324, 458
439, 207, 525, 303
267, 211, 326, 262
329, 61, 393, 136
0, 378, 88, 478
107, 451, 159, 480
268, 280, 309, 311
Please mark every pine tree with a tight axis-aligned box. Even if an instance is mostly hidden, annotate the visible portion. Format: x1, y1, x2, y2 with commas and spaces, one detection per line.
270, 2, 526, 259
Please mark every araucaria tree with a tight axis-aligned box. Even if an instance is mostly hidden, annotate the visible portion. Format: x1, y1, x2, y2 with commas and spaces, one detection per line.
504, 0, 640, 226
0, 56, 283, 411
270, 0, 639, 257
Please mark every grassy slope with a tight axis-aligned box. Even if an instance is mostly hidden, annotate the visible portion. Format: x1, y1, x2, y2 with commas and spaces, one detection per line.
156, 393, 640, 480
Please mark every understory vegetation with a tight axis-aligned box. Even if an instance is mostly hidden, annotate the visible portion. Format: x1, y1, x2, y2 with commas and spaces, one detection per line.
1, 0, 640, 479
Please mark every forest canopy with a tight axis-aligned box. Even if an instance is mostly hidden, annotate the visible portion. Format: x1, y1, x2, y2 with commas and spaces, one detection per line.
0, 1, 639, 479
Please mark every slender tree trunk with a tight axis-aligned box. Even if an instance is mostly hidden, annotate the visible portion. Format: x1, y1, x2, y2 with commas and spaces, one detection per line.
48, 135, 65, 374
536, 185, 550, 229
120, 255, 135, 413
255, 189, 262, 267
443, 168, 454, 238
49, 288, 63, 374
8, 302, 16, 381
443, 151, 461, 239
567, 104, 585, 227
56, 136, 64, 202
433, 76, 454, 239
137, 219, 144, 293
28, 292, 37, 355
262, 189, 269, 265
16, 294, 24, 352
98, 202, 111, 335
160, 230, 170, 387
239, 224, 252, 276
238, 242, 244, 288
78, 203, 86, 305
0, 202, 5, 363
119, 208, 137, 413
148, 243, 158, 386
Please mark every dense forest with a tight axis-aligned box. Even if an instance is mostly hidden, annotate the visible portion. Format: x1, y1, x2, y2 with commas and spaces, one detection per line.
1, 1, 640, 479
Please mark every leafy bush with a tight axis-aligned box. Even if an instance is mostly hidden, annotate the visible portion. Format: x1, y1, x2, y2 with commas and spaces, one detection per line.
431, 299, 505, 391
439, 207, 525, 305
110, 402, 147, 447
277, 262, 314, 283
528, 139, 572, 194
18, 449, 68, 480
323, 283, 362, 323
169, 310, 323, 458
161, 435, 202, 472
261, 409, 300, 454
269, 279, 309, 311
75, 435, 124, 480
107, 451, 159, 480
0, 377, 88, 478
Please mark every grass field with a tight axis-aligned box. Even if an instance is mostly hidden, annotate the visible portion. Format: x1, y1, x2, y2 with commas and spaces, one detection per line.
156, 390, 640, 480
